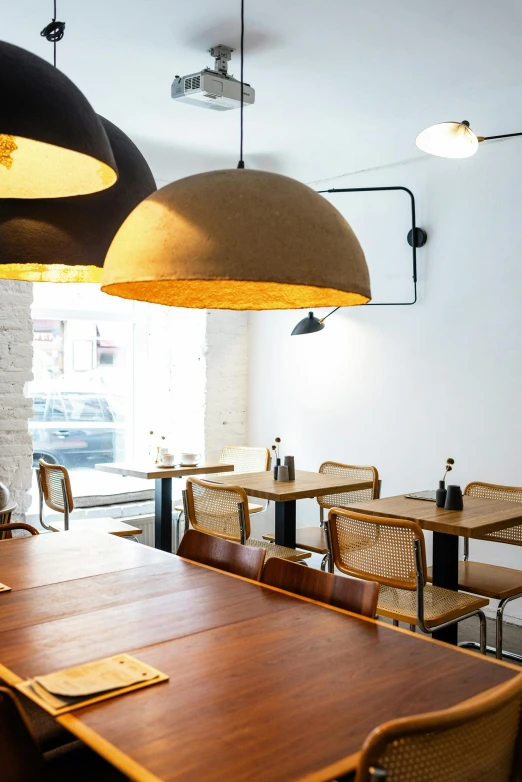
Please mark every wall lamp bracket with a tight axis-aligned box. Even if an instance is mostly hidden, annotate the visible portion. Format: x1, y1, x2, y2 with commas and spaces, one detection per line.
291, 186, 427, 335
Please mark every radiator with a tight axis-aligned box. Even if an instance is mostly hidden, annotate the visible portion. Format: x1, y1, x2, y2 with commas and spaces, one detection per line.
122, 514, 155, 547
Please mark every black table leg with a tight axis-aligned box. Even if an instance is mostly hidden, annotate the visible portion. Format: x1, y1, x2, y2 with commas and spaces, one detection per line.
274, 501, 296, 548
155, 477, 172, 552
431, 532, 459, 645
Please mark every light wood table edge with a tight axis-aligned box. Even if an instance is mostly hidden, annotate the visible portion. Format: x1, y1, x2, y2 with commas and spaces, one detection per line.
94, 462, 234, 480
58, 715, 162, 782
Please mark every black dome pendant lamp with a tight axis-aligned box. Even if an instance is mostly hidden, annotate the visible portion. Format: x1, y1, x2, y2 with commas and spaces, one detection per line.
0, 117, 157, 282
0, 41, 117, 198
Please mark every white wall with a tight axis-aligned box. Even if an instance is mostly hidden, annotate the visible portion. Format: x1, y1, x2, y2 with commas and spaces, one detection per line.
248, 141, 522, 622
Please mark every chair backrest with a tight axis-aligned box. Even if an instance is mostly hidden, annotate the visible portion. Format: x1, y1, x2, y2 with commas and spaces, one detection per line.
38, 459, 74, 513
464, 481, 522, 503
185, 477, 252, 543
328, 508, 426, 591
355, 673, 522, 782
177, 529, 265, 581
0, 523, 39, 541
0, 687, 45, 781
261, 557, 379, 618
0, 503, 16, 525
317, 462, 380, 509
219, 445, 270, 473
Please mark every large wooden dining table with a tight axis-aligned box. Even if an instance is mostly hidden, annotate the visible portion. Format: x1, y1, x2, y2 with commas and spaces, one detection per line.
95, 461, 234, 552
343, 493, 522, 645
0, 531, 519, 781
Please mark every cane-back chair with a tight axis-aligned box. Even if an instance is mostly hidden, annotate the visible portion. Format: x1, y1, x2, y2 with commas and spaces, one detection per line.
177, 528, 265, 581
0, 503, 17, 540
174, 445, 271, 550
184, 477, 310, 563
429, 480, 522, 662
355, 673, 522, 782
0, 686, 127, 782
38, 460, 141, 538
261, 557, 379, 617
327, 508, 488, 647
0, 522, 39, 540
263, 461, 380, 571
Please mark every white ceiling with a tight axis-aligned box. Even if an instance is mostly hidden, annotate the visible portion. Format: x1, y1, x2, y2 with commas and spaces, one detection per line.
5, 0, 522, 184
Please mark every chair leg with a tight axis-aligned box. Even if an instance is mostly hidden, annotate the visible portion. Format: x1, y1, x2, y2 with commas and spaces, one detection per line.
478, 610, 487, 655
409, 624, 416, 633
320, 553, 329, 572
392, 619, 399, 627
174, 511, 183, 553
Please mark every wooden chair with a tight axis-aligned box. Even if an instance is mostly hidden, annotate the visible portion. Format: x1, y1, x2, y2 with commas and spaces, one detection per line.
183, 477, 311, 563
327, 508, 489, 649
0, 503, 17, 540
0, 522, 39, 539
177, 528, 265, 581
174, 445, 271, 550
427, 480, 522, 663
355, 673, 522, 782
38, 460, 141, 539
261, 557, 379, 617
263, 461, 380, 571
0, 686, 127, 782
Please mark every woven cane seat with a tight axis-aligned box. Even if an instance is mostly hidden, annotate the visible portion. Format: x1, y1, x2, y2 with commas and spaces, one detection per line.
244, 538, 310, 562
49, 518, 141, 537
262, 527, 328, 554
427, 561, 522, 601
377, 584, 488, 628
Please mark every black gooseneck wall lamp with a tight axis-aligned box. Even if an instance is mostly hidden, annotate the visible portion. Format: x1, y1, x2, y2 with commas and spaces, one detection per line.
291, 186, 427, 336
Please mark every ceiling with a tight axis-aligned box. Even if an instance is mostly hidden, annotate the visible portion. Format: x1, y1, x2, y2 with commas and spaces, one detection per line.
4, 0, 522, 185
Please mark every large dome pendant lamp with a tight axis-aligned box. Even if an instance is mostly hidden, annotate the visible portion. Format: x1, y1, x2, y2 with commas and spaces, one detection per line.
0, 117, 157, 283
416, 120, 522, 159
0, 33, 117, 198
101, 1, 371, 310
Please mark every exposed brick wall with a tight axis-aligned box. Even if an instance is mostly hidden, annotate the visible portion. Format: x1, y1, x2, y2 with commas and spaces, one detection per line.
0, 281, 33, 518
203, 310, 248, 462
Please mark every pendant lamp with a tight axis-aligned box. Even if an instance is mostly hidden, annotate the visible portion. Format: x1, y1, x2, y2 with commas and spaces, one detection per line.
0, 118, 156, 282
101, 169, 370, 309
0, 41, 117, 198
416, 119, 522, 159
101, 0, 370, 310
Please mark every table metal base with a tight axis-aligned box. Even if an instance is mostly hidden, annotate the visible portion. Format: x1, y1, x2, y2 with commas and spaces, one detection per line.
274, 500, 296, 548
155, 477, 173, 552
431, 532, 459, 645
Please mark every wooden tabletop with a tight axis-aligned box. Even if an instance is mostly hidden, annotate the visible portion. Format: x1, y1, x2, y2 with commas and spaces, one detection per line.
344, 494, 522, 538
215, 469, 373, 502
95, 461, 234, 480
0, 532, 518, 782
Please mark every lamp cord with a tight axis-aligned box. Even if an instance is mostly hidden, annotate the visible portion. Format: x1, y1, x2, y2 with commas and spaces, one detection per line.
40, 0, 65, 68
237, 0, 245, 169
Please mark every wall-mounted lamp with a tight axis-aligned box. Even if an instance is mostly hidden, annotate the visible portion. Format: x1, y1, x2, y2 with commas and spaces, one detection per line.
291, 186, 427, 336
416, 120, 522, 159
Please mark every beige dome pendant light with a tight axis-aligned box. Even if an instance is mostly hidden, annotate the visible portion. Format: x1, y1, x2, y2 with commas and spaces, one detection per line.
416, 120, 522, 159
101, 1, 371, 310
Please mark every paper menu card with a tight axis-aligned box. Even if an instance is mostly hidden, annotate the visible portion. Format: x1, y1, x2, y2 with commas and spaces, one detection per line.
17, 654, 168, 716
0, 583, 11, 593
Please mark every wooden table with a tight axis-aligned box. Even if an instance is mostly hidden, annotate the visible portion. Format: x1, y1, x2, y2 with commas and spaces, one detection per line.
0, 531, 518, 781
215, 469, 373, 548
343, 494, 522, 645
95, 461, 234, 552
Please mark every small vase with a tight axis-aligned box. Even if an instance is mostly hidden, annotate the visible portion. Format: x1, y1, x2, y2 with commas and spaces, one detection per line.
0, 481, 9, 508
445, 485, 464, 511
435, 480, 447, 508
284, 456, 295, 481
273, 458, 281, 479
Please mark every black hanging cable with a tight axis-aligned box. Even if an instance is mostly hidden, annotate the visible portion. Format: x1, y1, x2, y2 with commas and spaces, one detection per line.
237, 0, 245, 168
40, 0, 65, 68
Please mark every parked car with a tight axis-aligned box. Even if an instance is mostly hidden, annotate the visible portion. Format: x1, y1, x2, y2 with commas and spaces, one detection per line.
28, 386, 125, 470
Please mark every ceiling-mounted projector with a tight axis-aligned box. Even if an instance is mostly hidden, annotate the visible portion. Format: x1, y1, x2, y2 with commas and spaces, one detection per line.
171, 44, 255, 111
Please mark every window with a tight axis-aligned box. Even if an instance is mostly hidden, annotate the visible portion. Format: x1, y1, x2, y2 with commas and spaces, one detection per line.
30, 285, 135, 473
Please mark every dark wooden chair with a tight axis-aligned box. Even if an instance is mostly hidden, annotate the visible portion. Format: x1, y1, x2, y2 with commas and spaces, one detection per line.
261, 556, 379, 617
0, 686, 128, 781
177, 528, 265, 581
0, 522, 39, 540
354, 673, 522, 782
